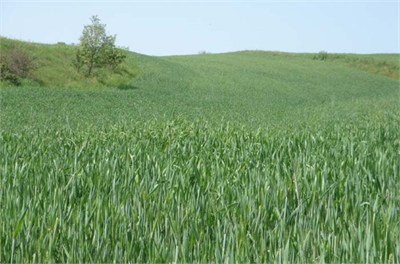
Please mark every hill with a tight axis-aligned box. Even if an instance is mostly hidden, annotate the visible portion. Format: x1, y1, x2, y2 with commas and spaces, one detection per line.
1, 38, 400, 262
0, 38, 399, 131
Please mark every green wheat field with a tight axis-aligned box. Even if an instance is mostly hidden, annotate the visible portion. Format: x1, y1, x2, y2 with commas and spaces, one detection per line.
1, 38, 400, 262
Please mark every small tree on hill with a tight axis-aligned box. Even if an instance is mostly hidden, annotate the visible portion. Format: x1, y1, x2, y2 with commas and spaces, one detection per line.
75, 15, 126, 76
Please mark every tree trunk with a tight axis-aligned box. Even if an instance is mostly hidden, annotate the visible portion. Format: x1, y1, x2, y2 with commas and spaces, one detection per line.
87, 50, 97, 76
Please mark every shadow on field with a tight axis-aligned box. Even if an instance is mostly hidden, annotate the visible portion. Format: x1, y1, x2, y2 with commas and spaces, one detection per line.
117, 84, 139, 90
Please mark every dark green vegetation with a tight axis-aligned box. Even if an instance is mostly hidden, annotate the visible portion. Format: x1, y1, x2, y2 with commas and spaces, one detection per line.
1, 38, 400, 262
0, 45, 36, 85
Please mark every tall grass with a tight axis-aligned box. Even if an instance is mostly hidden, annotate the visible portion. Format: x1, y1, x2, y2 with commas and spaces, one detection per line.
1, 38, 399, 262
1, 116, 399, 262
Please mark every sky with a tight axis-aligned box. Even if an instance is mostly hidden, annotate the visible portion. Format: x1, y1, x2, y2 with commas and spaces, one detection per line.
0, 0, 399, 56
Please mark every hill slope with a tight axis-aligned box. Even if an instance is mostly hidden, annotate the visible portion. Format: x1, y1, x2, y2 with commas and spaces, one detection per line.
1, 38, 399, 130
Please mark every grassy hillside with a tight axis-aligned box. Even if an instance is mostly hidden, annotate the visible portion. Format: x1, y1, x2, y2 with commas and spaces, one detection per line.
1, 38, 399, 131
0, 37, 142, 88
1, 38, 400, 262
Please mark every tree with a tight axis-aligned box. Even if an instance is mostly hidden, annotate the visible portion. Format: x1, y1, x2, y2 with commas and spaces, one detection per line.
75, 15, 126, 76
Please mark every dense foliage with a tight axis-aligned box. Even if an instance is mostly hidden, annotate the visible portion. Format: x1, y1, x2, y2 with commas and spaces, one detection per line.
0, 46, 35, 85
75, 16, 126, 77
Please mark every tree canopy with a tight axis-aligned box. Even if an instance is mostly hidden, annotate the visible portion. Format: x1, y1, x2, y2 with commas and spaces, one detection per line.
75, 15, 126, 76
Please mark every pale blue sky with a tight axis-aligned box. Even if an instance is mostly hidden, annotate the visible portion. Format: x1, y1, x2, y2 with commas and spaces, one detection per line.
1, 1, 399, 55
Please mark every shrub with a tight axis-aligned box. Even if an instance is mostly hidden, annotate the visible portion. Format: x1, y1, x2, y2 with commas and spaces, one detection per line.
0, 46, 35, 85
313, 51, 329, 61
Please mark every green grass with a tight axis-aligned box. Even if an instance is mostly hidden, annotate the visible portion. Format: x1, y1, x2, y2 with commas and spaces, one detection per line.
1, 41, 399, 131
1, 38, 400, 262
1, 117, 400, 262
0, 37, 141, 88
